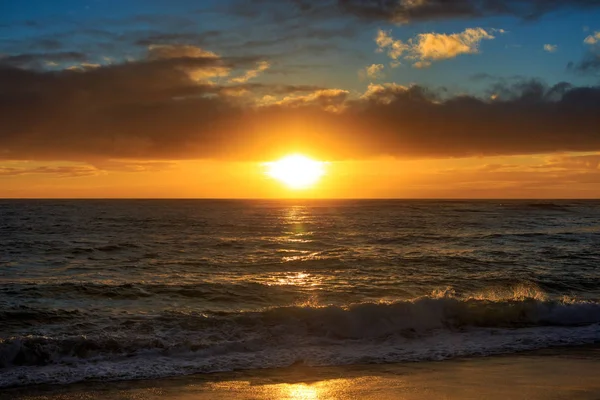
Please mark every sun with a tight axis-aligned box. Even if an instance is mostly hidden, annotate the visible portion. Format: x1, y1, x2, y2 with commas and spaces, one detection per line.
265, 154, 326, 189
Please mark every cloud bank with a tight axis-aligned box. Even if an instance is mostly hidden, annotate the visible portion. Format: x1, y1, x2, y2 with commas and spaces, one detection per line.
337, 0, 600, 23
1, 50, 600, 162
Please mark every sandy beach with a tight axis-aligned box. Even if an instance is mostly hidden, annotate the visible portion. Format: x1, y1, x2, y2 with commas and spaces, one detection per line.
4, 346, 600, 400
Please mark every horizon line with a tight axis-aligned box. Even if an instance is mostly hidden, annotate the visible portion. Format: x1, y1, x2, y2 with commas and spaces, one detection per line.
0, 198, 598, 201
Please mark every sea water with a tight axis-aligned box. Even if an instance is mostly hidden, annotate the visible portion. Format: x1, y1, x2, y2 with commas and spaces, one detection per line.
1, 199, 599, 387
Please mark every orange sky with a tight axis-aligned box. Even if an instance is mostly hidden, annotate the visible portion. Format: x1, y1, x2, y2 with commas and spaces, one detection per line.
2, 153, 600, 198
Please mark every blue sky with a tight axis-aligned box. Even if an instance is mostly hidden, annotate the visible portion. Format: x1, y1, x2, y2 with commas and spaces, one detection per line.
2, 0, 599, 95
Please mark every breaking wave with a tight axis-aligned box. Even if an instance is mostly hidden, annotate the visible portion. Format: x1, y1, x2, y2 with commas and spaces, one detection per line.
2, 296, 599, 388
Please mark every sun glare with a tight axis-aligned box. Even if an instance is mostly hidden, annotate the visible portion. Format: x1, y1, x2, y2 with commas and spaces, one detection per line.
265, 154, 326, 189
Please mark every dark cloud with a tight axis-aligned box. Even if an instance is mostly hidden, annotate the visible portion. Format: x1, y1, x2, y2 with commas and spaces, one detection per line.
0, 51, 88, 69
568, 52, 600, 76
345, 80, 600, 158
231, 0, 600, 23
337, 0, 600, 22
1, 56, 600, 162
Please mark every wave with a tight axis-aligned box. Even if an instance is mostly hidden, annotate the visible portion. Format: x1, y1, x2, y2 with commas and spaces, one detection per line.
1, 281, 303, 302
499, 202, 572, 212
1, 297, 599, 387
0, 307, 85, 326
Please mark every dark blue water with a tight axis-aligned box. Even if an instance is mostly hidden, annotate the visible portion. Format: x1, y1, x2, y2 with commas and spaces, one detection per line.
1, 200, 600, 387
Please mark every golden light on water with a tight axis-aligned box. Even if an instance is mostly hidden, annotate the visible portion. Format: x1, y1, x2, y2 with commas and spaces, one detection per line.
265, 154, 326, 189
206, 379, 355, 399
285, 384, 320, 400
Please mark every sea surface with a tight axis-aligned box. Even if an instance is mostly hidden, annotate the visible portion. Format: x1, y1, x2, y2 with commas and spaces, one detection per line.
1, 199, 600, 388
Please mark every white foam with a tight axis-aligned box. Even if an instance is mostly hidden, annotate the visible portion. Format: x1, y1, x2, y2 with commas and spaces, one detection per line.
1, 323, 599, 388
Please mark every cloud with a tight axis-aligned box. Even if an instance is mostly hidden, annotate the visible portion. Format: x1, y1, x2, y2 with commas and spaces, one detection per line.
584, 32, 600, 45
266, 89, 350, 112
569, 53, 600, 75
337, 0, 600, 23
66, 63, 102, 71
229, 61, 270, 83
361, 82, 410, 103
360, 63, 385, 79
375, 29, 410, 59
147, 44, 220, 60
0, 165, 99, 178
543, 44, 558, 53
540, 154, 600, 170
90, 160, 177, 172
568, 34, 600, 75
0, 160, 178, 178
413, 28, 495, 60
0, 51, 88, 69
146, 44, 231, 81
413, 60, 432, 68
1, 55, 600, 162
376, 27, 496, 67
229, 0, 600, 25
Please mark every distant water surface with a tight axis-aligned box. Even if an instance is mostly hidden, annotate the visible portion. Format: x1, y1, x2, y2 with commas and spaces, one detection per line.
1, 200, 600, 387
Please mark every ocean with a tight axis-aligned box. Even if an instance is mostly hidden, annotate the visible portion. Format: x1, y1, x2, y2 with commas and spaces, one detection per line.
1, 199, 600, 388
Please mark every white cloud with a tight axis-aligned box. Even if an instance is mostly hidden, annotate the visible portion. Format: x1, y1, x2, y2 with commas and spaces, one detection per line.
375, 30, 410, 59
413, 60, 432, 69
412, 28, 495, 60
543, 44, 558, 53
229, 61, 270, 83
375, 27, 496, 68
360, 63, 385, 80
584, 32, 600, 45
362, 82, 409, 104
262, 89, 350, 112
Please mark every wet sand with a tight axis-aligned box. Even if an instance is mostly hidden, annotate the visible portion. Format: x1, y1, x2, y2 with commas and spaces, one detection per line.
4, 347, 600, 400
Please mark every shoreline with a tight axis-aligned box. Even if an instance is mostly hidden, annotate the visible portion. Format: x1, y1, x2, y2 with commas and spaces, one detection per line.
5, 345, 600, 400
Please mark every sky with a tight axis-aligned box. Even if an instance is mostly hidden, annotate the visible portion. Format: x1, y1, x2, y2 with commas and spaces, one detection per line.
1, 0, 600, 198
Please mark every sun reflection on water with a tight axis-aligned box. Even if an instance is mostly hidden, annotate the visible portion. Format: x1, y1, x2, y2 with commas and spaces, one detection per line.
206, 379, 350, 399
263, 380, 351, 400
285, 384, 320, 400
275, 272, 313, 286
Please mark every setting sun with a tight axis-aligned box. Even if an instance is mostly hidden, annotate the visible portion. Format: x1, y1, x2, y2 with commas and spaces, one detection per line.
265, 155, 326, 189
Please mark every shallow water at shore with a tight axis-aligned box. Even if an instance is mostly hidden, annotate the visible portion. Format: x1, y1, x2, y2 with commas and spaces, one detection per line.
6, 346, 600, 400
